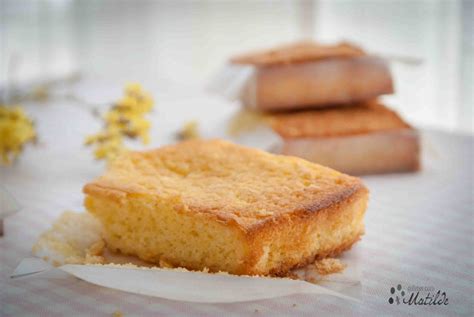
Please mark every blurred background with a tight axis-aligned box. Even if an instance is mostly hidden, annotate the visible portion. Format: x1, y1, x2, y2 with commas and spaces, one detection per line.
1, 0, 473, 133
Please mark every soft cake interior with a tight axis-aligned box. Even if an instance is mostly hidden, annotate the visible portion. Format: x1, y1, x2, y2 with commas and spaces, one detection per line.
85, 187, 367, 276
85, 194, 248, 274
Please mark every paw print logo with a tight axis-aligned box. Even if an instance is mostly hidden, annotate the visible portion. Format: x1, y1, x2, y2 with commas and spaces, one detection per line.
388, 284, 405, 305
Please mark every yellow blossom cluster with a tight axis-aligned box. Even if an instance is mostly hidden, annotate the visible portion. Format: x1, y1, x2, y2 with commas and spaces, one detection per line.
0, 105, 36, 165
85, 83, 153, 162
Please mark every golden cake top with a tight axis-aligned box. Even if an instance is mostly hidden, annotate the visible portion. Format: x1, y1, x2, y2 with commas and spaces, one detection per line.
83, 140, 363, 226
230, 41, 365, 66
270, 100, 412, 139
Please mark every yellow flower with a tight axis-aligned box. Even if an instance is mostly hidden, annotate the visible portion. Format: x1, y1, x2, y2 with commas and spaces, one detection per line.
125, 82, 142, 95
0, 105, 36, 165
115, 95, 137, 111
85, 83, 154, 162
94, 136, 125, 161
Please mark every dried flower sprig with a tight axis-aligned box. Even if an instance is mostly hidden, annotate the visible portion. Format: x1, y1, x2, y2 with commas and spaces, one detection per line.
85, 83, 154, 162
0, 105, 37, 165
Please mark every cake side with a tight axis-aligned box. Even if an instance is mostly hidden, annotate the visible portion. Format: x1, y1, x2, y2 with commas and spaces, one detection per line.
244, 184, 368, 276
269, 102, 420, 175
280, 130, 420, 175
240, 57, 393, 111
84, 192, 252, 274
84, 177, 367, 276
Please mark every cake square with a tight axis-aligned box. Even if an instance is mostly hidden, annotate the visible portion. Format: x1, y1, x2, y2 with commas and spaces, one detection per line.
270, 100, 420, 175
84, 139, 368, 276
231, 41, 393, 111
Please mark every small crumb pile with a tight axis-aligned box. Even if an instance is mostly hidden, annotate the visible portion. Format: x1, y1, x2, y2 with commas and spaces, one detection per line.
286, 257, 347, 283
32, 211, 105, 266
313, 258, 347, 275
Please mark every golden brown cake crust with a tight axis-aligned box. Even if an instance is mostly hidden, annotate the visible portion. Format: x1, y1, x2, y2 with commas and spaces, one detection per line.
270, 100, 411, 138
247, 186, 367, 276
231, 41, 365, 66
83, 139, 363, 231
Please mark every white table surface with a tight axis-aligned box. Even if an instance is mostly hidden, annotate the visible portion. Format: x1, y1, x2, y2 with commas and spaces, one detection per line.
1, 82, 473, 316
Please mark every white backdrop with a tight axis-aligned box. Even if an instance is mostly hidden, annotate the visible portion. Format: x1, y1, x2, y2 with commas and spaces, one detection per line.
1, 0, 472, 133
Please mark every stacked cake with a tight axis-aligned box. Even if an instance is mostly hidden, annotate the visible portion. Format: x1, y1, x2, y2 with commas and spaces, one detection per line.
231, 41, 420, 175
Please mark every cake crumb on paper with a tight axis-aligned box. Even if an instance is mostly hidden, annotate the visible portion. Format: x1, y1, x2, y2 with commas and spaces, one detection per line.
159, 257, 174, 268
32, 211, 104, 266
313, 258, 347, 275
285, 271, 299, 280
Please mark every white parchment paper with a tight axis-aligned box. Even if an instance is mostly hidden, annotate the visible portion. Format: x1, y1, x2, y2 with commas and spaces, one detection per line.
12, 257, 360, 303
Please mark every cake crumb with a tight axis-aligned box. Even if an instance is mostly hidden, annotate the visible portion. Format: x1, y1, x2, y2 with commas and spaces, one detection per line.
84, 239, 106, 264
292, 303, 297, 307
32, 211, 104, 266
112, 310, 123, 317
313, 258, 346, 275
254, 309, 259, 313
84, 254, 106, 264
305, 276, 319, 284
285, 271, 299, 280
87, 239, 105, 256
